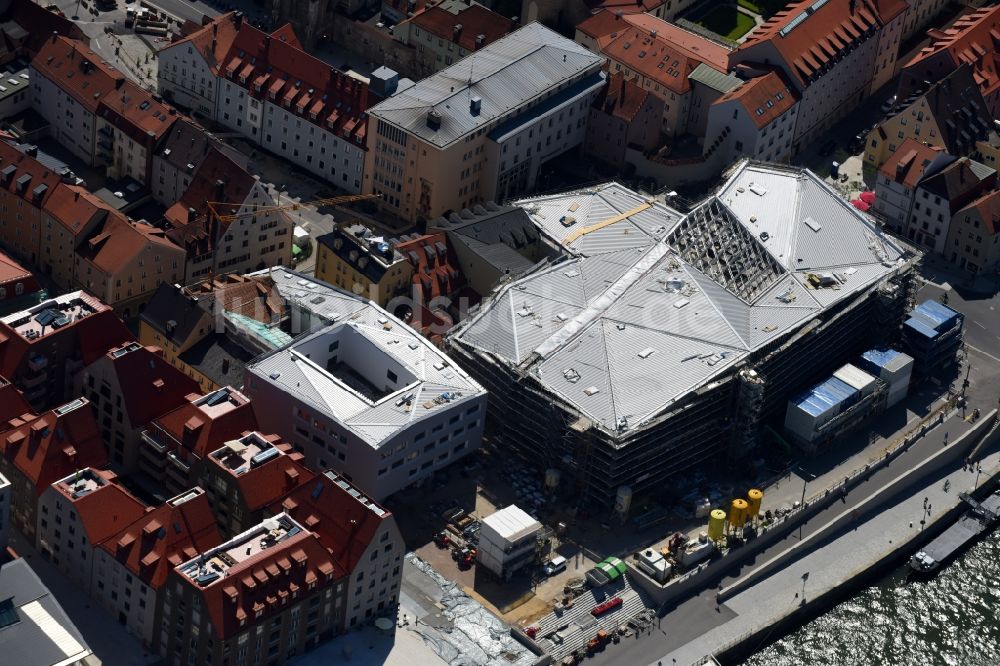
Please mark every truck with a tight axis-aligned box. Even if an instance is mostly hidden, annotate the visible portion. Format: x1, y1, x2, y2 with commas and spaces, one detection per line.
586, 629, 610, 653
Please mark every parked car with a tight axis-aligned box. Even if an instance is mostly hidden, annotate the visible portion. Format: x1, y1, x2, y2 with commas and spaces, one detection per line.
880, 95, 897, 114
543, 556, 568, 576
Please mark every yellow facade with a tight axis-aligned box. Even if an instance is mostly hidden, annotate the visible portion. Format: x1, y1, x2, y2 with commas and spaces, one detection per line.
314, 238, 413, 306
864, 97, 944, 168
138, 318, 218, 393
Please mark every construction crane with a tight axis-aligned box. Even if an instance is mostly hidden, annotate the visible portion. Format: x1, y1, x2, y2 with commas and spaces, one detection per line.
205, 192, 380, 224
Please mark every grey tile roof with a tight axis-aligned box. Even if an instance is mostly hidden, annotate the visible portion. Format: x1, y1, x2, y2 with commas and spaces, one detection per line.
451, 162, 910, 436
688, 63, 742, 93
367, 22, 604, 149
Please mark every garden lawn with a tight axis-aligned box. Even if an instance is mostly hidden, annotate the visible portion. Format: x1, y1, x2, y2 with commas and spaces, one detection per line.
697, 6, 756, 41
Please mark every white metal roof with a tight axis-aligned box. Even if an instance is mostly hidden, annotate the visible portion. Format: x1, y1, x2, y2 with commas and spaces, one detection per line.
367, 22, 604, 148
514, 182, 683, 256
833, 363, 877, 392
246, 271, 485, 447
481, 504, 541, 542
451, 161, 910, 437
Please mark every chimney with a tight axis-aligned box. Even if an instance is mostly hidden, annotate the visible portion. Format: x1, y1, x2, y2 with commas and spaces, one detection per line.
214, 179, 226, 200
51, 31, 57, 43
213, 22, 218, 36
453, 23, 463, 39
116, 78, 124, 90
470, 96, 481, 115
222, 358, 230, 374
235, 11, 244, 29
619, 76, 626, 107
475, 34, 485, 49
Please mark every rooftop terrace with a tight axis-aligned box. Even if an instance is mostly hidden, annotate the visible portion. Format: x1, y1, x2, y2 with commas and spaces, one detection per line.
210, 432, 284, 477
1, 292, 101, 341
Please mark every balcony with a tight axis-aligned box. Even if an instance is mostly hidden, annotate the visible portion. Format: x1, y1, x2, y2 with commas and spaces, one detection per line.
27, 354, 48, 372
98, 125, 113, 137
141, 430, 168, 454
20, 371, 48, 389
167, 451, 191, 473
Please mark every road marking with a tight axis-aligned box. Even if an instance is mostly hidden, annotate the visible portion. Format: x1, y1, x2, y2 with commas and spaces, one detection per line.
967, 344, 1000, 364
974, 320, 987, 330
95, 39, 101, 49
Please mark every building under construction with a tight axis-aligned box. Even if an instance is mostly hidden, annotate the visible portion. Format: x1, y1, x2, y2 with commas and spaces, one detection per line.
447, 161, 921, 508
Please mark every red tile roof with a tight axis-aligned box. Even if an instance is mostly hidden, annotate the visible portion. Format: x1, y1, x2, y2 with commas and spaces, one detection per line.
148, 387, 257, 462
32, 35, 126, 114
0, 397, 108, 496
0, 377, 31, 425
737, 0, 888, 87
95, 343, 201, 428
0, 249, 37, 291
6, 0, 88, 54
53, 469, 148, 545
405, 5, 514, 52
880, 138, 946, 189
714, 70, 798, 129
600, 14, 730, 95
0, 140, 60, 209
594, 72, 658, 123
100, 488, 221, 589
956, 189, 1000, 236
164, 148, 258, 250
208, 437, 316, 511
192, 527, 341, 640
275, 472, 393, 575
395, 231, 466, 302
97, 80, 178, 145
902, 6, 1000, 104
180, 13, 369, 144
76, 211, 182, 277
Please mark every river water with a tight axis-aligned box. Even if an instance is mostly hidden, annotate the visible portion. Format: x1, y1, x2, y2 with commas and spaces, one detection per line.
741, 531, 1000, 666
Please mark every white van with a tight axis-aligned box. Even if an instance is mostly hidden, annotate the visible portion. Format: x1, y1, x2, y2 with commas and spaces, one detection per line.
543, 555, 567, 576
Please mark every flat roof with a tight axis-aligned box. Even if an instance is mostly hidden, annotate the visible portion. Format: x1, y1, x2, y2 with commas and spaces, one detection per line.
482, 504, 541, 542
452, 161, 911, 436
367, 22, 604, 148
0, 291, 101, 342
245, 270, 485, 447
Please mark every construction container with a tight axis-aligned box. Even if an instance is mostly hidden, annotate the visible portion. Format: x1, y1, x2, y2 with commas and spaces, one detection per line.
636, 549, 671, 583
833, 363, 877, 398
679, 539, 714, 567
858, 348, 914, 408
747, 489, 763, 518
729, 499, 748, 529
784, 376, 859, 443
707, 509, 726, 542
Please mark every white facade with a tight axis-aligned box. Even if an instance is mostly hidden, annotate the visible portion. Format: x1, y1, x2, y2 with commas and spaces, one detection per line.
158, 42, 218, 118
0, 472, 9, 554
29, 62, 99, 163
705, 96, 798, 164
477, 504, 542, 580
908, 185, 954, 253
37, 477, 97, 591
92, 547, 157, 647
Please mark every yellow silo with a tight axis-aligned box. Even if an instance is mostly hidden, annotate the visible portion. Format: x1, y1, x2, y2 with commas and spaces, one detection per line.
707, 509, 726, 542
729, 498, 749, 530
747, 489, 764, 519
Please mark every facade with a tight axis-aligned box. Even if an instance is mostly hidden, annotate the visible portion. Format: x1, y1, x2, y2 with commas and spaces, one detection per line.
903, 299, 963, 377
395, 1, 516, 79
199, 431, 315, 537
94, 487, 221, 649
160, 513, 344, 666
0, 397, 109, 543
77, 341, 200, 471
39, 184, 114, 295
0, 471, 10, 553
244, 272, 487, 500
586, 73, 665, 170
946, 190, 1000, 275
590, 14, 731, 137
901, 0, 951, 40
0, 249, 40, 308
449, 162, 919, 506
903, 157, 996, 253
0, 140, 60, 267
314, 224, 413, 307
164, 149, 292, 282
705, 70, 799, 164
477, 504, 542, 580
273, 470, 404, 630
158, 13, 369, 193
139, 386, 258, 497
0, 291, 133, 410
864, 65, 992, 168
36, 468, 147, 591
365, 22, 605, 223
732, 0, 906, 154
898, 6, 1000, 117
526, 0, 698, 36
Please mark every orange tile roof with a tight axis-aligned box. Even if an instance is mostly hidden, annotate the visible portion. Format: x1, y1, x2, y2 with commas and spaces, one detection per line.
148, 388, 257, 462
902, 6, 1000, 103
170, 11, 242, 77
42, 184, 111, 237
956, 189, 1000, 235
208, 437, 316, 511
0, 398, 109, 496
32, 35, 125, 114
880, 138, 945, 189
100, 488, 221, 589
596, 72, 660, 123
600, 15, 730, 95
737, 0, 888, 87
0, 376, 31, 425
7, 0, 88, 53
405, 5, 514, 52
97, 80, 177, 145
275, 472, 392, 574
53, 469, 148, 545
714, 70, 798, 128
0, 140, 59, 209
76, 212, 181, 276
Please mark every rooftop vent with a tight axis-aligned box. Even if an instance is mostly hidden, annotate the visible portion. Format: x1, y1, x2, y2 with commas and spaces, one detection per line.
470, 96, 481, 115
426, 109, 442, 131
